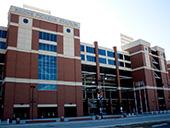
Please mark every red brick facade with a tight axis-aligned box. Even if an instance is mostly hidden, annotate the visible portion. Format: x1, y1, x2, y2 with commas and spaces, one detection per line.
3, 10, 83, 119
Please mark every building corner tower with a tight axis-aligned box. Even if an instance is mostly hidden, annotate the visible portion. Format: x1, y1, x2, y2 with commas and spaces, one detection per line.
3, 5, 83, 119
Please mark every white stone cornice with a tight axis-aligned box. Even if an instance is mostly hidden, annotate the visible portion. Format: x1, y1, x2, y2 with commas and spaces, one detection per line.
4, 77, 82, 86
10, 5, 80, 29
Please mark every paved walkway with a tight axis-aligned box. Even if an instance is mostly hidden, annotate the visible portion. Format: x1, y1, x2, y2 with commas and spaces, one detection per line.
1, 113, 170, 128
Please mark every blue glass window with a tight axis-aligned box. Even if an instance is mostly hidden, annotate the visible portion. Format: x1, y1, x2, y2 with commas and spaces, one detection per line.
86, 55, 96, 62
0, 30, 7, 38
37, 84, 57, 91
39, 32, 57, 42
99, 57, 106, 64
98, 49, 106, 56
86, 46, 95, 53
108, 59, 115, 65
81, 54, 85, 60
80, 45, 84, 52
107, 51, 114, 58
38, 54, 57, 80
39, 43, 57, 52
0, 42, 7, 49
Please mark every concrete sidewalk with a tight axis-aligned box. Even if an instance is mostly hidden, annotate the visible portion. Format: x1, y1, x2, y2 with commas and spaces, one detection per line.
0, 114, 122, 125
1, 111, 170, 127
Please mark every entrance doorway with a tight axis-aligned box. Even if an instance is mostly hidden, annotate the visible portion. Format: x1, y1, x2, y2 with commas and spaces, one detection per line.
38, 107, 58, 118
13, 107, 29, 119
64, 106, 77, 117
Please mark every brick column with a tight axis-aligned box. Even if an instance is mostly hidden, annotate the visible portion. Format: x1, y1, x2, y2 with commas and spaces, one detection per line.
113, 47, 122, 112
94, 41, 100, 86
3, 83, 15, 119
29, 84, 37, 119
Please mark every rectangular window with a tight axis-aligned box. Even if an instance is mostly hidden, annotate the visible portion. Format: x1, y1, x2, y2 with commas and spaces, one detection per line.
99, 57, 106, 64
119, 61, 124, 67
0, 42, 7, 49
81, 54, 85, 60
98, 49, 106, 56
38, 54, 57, 80
118, 53, 123, 60
86, 55, 96, 62
0, 30, 7, 38
0, 54, 5, 63
80, 45, 84, 52
125, 63, 131, 68
124, 55, 130, 61
37, 84, 57, 91
86, 46, 95, 53
39, 31, 57, 42
108, 59, 115, 65
107, 51, 114, 58
39, 43, 57, 52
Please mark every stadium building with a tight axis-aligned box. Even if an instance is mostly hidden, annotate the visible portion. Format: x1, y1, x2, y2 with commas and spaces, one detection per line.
0, 5, 170, 119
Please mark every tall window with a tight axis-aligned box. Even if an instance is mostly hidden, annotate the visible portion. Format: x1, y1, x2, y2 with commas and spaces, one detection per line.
38, 54, 57, 80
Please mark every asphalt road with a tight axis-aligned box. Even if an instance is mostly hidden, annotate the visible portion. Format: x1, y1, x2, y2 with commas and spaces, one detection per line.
1, 113, 170, 128
114, 121, 170, 128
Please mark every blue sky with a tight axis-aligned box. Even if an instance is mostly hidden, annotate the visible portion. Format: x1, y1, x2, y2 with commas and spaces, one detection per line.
0, 0, 170, 60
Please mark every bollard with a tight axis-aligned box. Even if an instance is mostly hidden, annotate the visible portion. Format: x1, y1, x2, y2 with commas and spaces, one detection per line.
7, 118, 9, 124
95, 115, 100, 120
9, 118, 12, 124
60, 116, 64, 122
16, 118, 20, 124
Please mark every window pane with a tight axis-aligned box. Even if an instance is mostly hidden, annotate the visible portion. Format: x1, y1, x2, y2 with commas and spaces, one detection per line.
99, 57, 106, 64
86, 55, 96, 62
39, 43, 57, 52
0, 30, 7, 38
119, 61, 124, 67
86, 46, 95, 53
125, 63, 131, 68
124, 55, 130, 61
81, 54, 85, 60
98, 49, 106, 56
108, 59, 115, 65
107, 51, 114, 57
118, 53, 123, 59
80, 45, 84, 51
0, 42, 7, 49
39, 31, 57, 42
